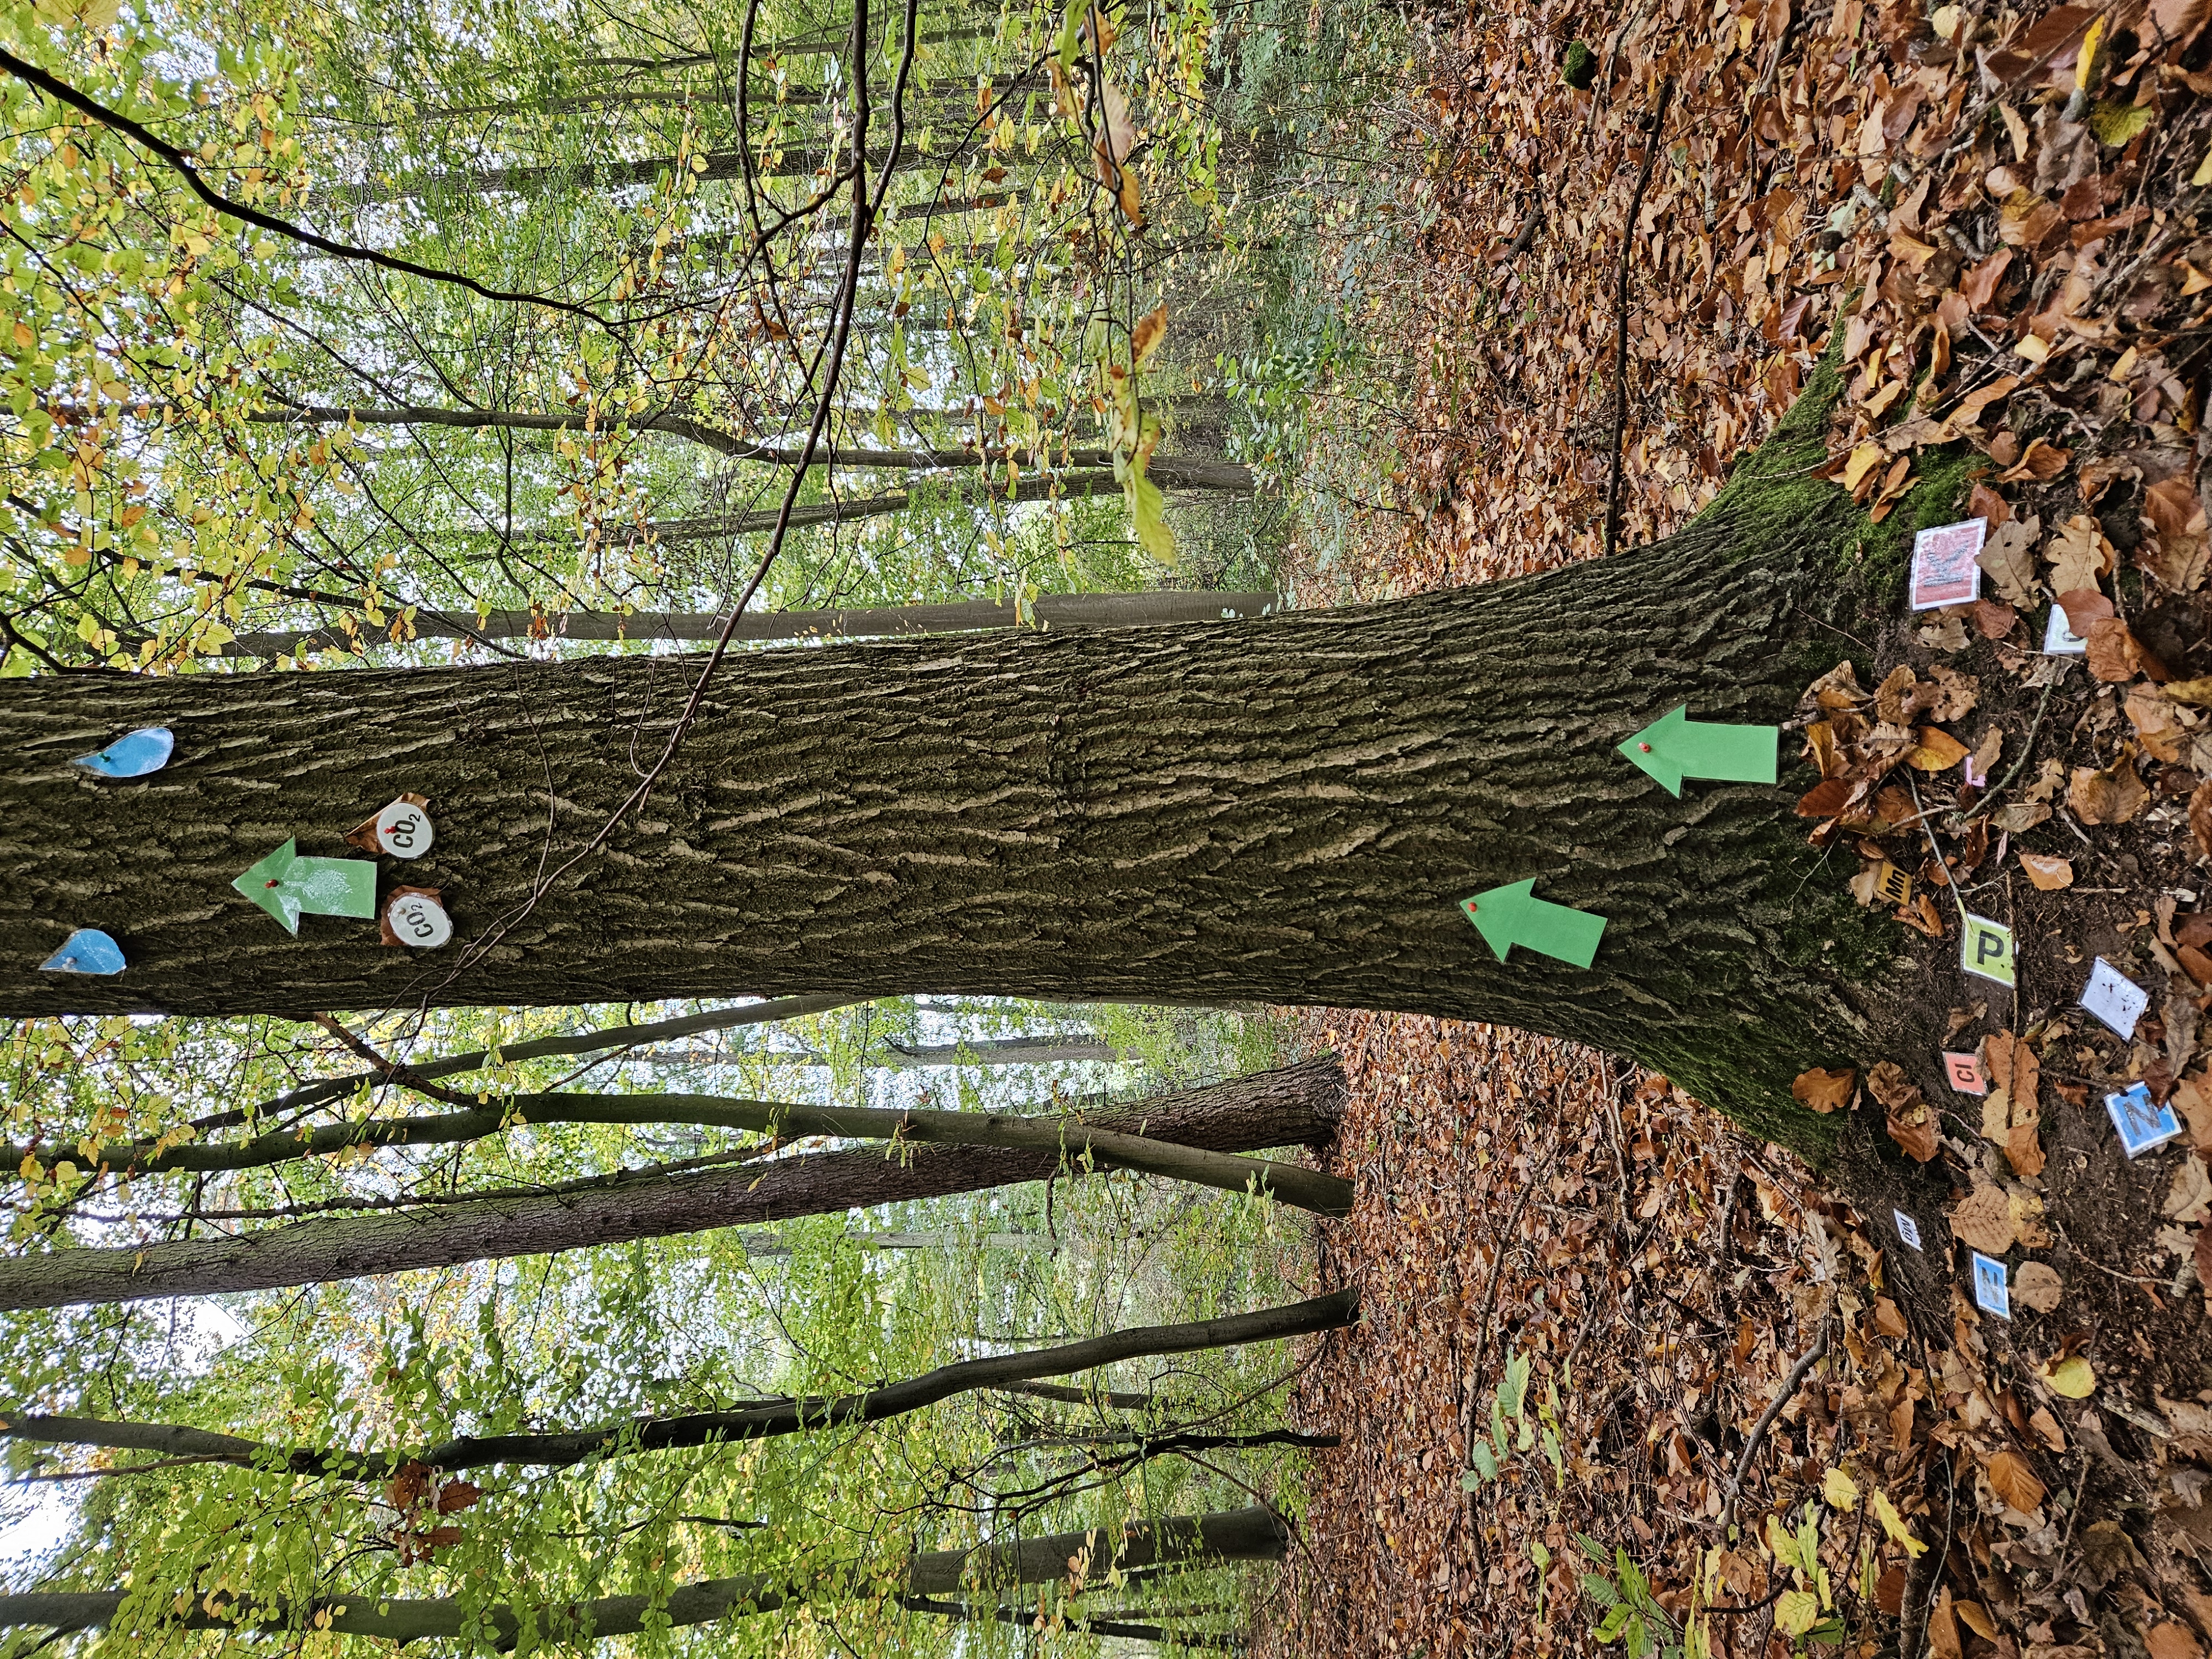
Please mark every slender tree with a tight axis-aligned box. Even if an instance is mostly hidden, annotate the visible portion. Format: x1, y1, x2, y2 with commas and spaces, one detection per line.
0, 1506, 1294, 1642
0, 1290, 1353, 1473
0, 1060, 1347, 1306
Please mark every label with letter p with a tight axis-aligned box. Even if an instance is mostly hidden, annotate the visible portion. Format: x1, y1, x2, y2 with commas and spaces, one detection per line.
1961, 914, 2015, 987
382, 886, 452, 950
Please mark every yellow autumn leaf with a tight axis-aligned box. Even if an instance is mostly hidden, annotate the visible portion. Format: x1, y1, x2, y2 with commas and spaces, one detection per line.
2090, 100, 2153, 147
1775, 1590, 1821, 1637
1822, 1467, 1860, 1511
1840, 442, 1882, 492
1904, 726, 1970, 771
2075, 15, 2105, 88
2038, 1353, 2095, 1398
1869, 1489, 1926, 1556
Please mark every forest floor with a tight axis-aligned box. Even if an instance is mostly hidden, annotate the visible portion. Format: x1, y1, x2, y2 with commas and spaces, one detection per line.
1254, 0, 2212, 1654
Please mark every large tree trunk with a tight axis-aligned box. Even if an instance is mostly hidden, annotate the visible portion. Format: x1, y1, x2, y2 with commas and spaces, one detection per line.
0, 1059, 1346, 1308
1, 385, 1915, 1149
0, 1505, 1290, 1642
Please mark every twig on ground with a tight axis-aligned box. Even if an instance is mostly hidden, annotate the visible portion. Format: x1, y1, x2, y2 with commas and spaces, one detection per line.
1719, 1320, 1832, 1534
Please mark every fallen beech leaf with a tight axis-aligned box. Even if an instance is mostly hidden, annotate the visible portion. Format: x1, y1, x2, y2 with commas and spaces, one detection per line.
2151, 0, 2212, 46
2126, 684, 2188, 761
1822, 1466, 1860, 1509
2165, 1154, 2212, 1222
1866, 1061, 1919, 1110
1798, 778, 1851, 818
2147, 1624, 2205, 1659
2013, 1260, 2064, 1312
2163, 675, 2212, 707
2193, 780, 2212, 857
1886, 1104, 1939, 1160
1976, 518, 2041, 606
2008, 1118, 2047, 1179
2020, 851, 2074, 889
1960, 252, 2013, 311
2177, 1070, 2212, 1149
1998, 437, 2069, 482
2047, 514, 2113, 593
2070, 759, 2149, 825
1905, 726, 1971, 770
1951, 1180, 2017, 1253
2056, 585, 2115, 635
1971, 727, 2004, 780
1985, 1447, 2048, 1513
1927, 1588, 1963, 1659
2086, 618, 2147, 682
1992, 801, 2051, 831
2037, 1354, 2095, 1398
1841, 442, 1884, 492
1792, 1067, 1856, 1113
1983, 1031, 2039, 1112
1954, 370, 2020, 421
1956, 1601, 1998, 1641
1874, 1295, 1908, 1337
2182, 943, 2212, 988
2028, 1405, 2067, 1449
2147, 473, 2206, 541
1970, 597, 2018, 638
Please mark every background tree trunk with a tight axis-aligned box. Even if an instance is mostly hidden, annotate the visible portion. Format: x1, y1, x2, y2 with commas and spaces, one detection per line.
0, 1058, 1345, 1307
2, 1289, 1355, 1472
0, 1505, 1290, 1641
0, 394, 1908, 1146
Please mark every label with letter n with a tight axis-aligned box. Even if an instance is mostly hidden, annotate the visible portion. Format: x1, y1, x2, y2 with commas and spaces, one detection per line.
1961, 914, 2015, 987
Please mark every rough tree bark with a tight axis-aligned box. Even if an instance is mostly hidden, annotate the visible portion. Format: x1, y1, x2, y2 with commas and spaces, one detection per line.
0, 1505, 1290, 1641
0, 1059, 1346, 1307
2, 378, 1937, 1158
227, 589, 1282, 660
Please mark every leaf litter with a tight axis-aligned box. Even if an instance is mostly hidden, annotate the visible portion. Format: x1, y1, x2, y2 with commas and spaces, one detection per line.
1261, 0, 2212, 1646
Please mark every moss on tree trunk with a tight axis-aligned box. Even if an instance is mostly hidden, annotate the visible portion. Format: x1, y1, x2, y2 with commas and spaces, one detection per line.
2, 369, 1954, 1159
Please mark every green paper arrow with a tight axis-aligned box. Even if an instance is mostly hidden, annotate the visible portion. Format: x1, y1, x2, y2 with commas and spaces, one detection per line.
233, 839, 377, 935
1617, 705, 1778, 796
1459, 879, 1607, 969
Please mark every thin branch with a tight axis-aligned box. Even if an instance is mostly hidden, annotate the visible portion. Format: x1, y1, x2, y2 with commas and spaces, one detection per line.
0, 50, 611, 328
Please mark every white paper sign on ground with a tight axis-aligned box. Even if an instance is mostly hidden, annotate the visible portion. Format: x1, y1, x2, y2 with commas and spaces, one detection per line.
2079, 956, 2148, 1039
2043, 606, 2089, 654
1894, 1209, 1923, 1251
1910, 518, 1986, 611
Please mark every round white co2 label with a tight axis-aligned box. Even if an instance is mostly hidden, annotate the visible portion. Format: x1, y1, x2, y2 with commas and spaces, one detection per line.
375, 800, 434, 859
386, 890, 451, 949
